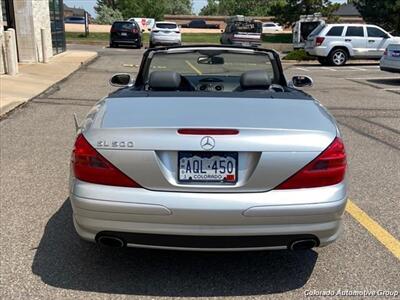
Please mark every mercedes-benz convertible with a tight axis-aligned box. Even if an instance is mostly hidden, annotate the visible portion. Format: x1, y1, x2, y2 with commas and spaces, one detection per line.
70, 45, 347, 251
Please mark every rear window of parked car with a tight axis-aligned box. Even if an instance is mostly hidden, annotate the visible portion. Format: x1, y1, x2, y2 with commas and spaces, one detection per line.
346, 26, 364, 37
156, 23, 177, 29
112, 22, 137, 30
367, 27, 387, 38
326, 26, 344, 36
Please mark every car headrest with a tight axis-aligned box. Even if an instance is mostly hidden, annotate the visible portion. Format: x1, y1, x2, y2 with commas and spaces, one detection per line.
240, 70, 271, 90
148, 71, 182, 91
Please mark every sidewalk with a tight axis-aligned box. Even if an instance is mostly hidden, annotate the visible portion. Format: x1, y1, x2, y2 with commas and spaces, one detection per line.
0, 50, 97, 116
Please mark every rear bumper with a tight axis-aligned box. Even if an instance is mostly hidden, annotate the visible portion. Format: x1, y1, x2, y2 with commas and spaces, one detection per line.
110, 38, 140, 44
70, 179, 347, 251
305, 46, 328, 57
151, 36, 181, 45
380, 58, 400, 73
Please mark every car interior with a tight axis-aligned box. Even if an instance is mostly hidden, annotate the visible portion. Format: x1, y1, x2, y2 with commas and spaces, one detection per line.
145, 70, 287, 93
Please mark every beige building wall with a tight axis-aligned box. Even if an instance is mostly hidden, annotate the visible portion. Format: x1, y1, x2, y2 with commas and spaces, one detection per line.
0, 0, 5, 74
32, 0, 53, 62
12, 0, 53, 64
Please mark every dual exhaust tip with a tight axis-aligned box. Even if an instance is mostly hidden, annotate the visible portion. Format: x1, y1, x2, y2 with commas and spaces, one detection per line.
97, 235, 125, 248
96, 235, 318, 251
289, 239, 318, 251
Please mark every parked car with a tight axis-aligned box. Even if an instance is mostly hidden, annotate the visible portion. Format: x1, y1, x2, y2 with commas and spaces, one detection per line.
380, 43, 400, 73
110, 21, 143, 48
305, 23, 400, 66
220, 16, 262, 47
64, 16, 86, 24
181, 19, 220, 29
262, 22, 283, 34
292, 13, 324, 49
149, 22, 181, 48
70, 45, 347, 251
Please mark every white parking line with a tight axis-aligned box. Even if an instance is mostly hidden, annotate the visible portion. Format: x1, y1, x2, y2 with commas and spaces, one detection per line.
348, 66, 368, 71
349, 76, 398, 80
321, 67, 337, 72
296, 67, 310, 72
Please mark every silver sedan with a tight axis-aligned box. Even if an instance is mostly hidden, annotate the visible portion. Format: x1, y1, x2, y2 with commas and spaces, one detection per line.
70, 46, 347, 251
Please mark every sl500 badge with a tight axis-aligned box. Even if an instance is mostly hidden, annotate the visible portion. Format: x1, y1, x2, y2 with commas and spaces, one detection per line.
97, 140, 134, 148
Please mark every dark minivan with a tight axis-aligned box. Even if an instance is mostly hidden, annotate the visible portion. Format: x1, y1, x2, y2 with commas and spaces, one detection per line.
110, 21, 143, 48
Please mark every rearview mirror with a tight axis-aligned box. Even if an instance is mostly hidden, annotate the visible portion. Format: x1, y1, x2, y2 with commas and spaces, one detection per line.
197, 56, 224, 65
291, 75, 313, 88
110, 73, 133, 87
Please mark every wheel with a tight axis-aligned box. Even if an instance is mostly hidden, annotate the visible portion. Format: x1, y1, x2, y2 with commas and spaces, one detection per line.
109, 42, 115, 48
136, 42, 141, 49
317, 57, 329, 66
329, 48, 348, 66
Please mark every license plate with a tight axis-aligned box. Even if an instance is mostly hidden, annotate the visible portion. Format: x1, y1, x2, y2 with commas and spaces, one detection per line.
178, 152, 238, 184
392, 51, 400, 57
121, 32, 127, 36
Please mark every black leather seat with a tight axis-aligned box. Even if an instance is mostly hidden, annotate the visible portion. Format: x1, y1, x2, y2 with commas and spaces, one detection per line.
148, 71, 182, 91
235, 70, 272, 91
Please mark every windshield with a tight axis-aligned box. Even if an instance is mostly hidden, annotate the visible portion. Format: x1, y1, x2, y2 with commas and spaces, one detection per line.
113, 22, 137, 30
147, 50, 275, 78
231, 21, 262, 33
308, 23, 325, 37
156, 23, 177, 29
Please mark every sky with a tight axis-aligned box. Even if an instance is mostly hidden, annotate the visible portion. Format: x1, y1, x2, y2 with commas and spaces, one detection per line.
64, 0, 348, 18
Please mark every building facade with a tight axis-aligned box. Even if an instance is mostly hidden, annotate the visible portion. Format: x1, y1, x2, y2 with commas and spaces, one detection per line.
0, 0, 65, 74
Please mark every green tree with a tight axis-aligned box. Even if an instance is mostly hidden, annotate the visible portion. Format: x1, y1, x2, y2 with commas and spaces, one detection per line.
271, 0, 340, 26
354, 0, 400, 34
95, 0, 118, 12
200, 0, 285, 16
95, 4, 124, 24
103, 0, 192, 20
199, 0, 220, 16
165, 1, 192, 15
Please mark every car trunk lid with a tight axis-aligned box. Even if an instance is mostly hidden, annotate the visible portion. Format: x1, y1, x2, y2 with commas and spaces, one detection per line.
83, 97, 337, 192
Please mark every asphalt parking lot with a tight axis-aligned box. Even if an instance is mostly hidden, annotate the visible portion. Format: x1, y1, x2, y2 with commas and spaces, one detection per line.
1, 44, 399, 299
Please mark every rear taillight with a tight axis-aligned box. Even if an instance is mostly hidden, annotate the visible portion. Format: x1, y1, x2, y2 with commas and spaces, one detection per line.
110, 28, 116, 33
276, 137, 346, 189
315, 37, 325, 46
132, 28, 138, 33
383, 48, 388, 56
71, 134, 141, 188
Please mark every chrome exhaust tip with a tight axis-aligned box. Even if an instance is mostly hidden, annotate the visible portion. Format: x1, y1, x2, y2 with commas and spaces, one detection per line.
97, 235, 125, 248
289, 239, 318, 251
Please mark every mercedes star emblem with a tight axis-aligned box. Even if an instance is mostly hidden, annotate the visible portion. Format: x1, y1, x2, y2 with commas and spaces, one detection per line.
200, 136, 215, 151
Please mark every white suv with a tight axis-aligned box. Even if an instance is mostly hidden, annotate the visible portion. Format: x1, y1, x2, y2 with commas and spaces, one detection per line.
149, 22, 181, 48
305, 24, 400, 66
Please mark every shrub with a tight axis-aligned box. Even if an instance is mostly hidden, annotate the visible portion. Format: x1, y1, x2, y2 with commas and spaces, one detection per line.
283, 49, 315, 61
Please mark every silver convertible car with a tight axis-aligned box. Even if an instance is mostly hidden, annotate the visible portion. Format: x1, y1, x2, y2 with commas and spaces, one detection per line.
70, 45, 347, 251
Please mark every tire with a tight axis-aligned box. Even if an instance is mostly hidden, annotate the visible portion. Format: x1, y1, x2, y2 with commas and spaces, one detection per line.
149, 42, 154, 48
317, 57, 329, 66
109, 42, 115, 48
328, 48, 348, 66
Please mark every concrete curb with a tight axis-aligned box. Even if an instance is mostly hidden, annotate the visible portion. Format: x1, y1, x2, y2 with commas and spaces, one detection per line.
0, 53, 98, 120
